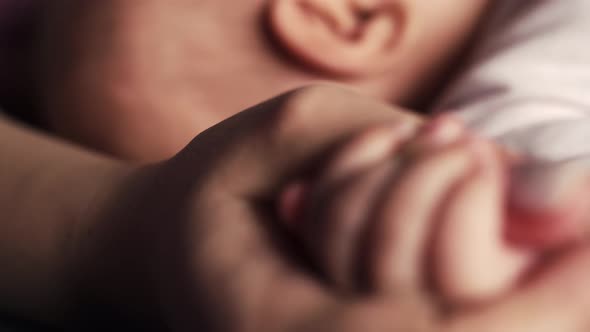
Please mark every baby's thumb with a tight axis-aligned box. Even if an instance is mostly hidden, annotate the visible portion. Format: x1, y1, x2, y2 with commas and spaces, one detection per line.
182, 85, 420, 197
507, 159, 590, 249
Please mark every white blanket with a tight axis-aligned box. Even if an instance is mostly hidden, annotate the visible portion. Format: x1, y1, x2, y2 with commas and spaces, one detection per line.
436, 0, 590, 163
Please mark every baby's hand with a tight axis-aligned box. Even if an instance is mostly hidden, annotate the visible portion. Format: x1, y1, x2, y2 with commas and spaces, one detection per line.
279, 116, 589, 308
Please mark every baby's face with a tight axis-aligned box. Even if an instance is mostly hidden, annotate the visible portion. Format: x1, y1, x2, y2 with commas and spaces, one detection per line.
44, 0, 490, 159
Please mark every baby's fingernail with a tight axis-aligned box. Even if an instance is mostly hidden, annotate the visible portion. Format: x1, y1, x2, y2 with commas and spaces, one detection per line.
373, 121, 419, 155
391, 120, 420, 139
323, 121, 418, 183
422, 116, 465, 146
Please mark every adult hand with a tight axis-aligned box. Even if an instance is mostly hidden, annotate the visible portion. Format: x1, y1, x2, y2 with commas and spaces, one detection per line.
75, 86, 590, 332
76, 86, 434, 331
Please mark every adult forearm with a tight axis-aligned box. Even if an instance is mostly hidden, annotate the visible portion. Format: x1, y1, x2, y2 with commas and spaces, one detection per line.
0, 116, 129, 322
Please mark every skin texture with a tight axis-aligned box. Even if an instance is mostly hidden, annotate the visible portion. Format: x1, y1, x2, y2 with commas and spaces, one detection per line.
73, 87, 590, 331
38, 0, 490, 160
2, 0, 589, 329
76, 86, 440, 330
2, 82, 590, 330
280, 116, 590, 308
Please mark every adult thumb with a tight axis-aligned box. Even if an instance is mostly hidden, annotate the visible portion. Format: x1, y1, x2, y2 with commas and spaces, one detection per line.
179, 85, 422, 196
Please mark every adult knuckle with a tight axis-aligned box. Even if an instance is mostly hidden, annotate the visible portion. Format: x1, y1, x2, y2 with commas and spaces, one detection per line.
267, 84, 351, 139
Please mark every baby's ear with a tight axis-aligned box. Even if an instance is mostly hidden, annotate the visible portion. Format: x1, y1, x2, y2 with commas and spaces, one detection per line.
266, 0, 404, 77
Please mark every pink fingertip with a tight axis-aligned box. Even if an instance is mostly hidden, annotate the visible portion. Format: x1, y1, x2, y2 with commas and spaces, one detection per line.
421, 115, 466, 146
278, 181, 310, 228
506, 191, 589, 250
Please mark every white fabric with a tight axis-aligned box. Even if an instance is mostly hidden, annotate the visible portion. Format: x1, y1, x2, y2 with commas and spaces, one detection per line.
436, 0, 590, 162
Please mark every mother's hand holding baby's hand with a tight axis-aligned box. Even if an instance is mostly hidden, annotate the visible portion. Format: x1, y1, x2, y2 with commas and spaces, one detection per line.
77, 86, 590, 331
76, 86, 435, 331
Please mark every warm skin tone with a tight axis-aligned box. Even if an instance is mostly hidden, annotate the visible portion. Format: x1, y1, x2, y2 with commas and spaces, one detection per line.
37, 0, 490, 160
279, 116, 590, 308
0, 115, 128, 321
3, 86, 590, 331
1, 0, 590, 331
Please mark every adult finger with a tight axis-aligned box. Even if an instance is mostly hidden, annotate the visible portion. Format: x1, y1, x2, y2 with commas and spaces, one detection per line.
287, 122, 418, 290
300, 162, 395, 290
169, 86, 424, 330
434, 141, 532, 305
178, 84, 422, 196
369, 140, 478, 294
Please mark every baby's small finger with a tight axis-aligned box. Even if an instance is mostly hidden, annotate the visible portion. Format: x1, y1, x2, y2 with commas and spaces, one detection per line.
301, 162, 395, 290
278, 121, 417, 228
318, 121, 418, 186
368, 139, 478, 295
434, 140, 533, 306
